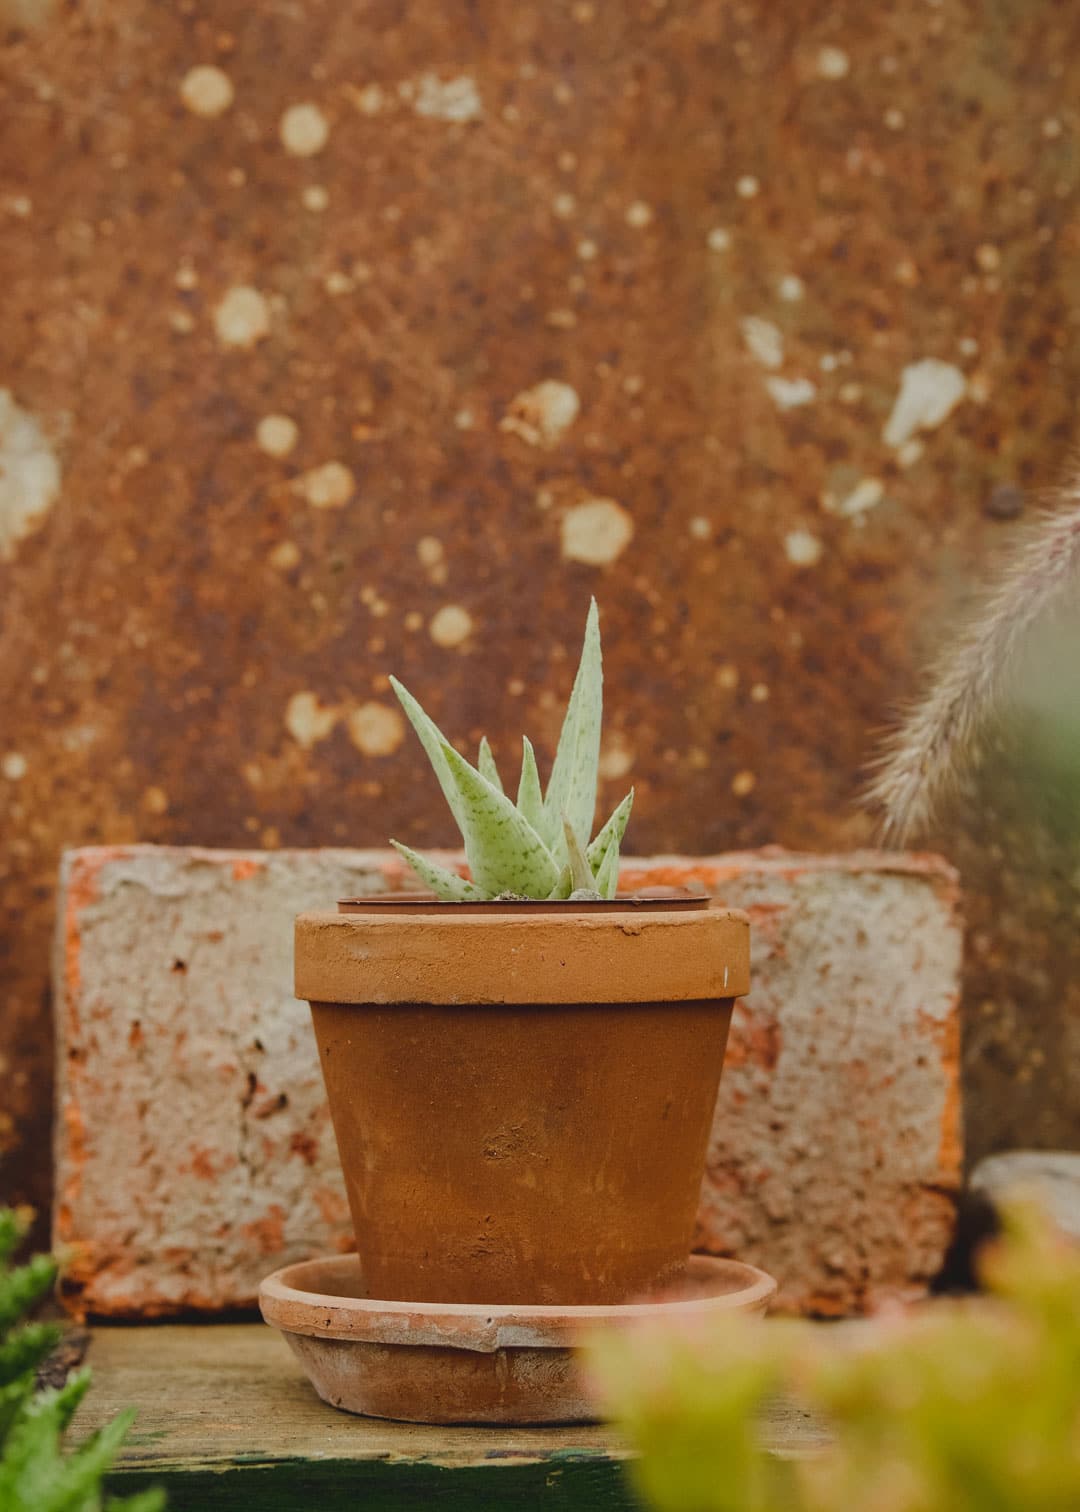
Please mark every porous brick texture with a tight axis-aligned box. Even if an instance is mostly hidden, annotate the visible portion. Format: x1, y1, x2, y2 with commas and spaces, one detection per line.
53, 845, 961, 1317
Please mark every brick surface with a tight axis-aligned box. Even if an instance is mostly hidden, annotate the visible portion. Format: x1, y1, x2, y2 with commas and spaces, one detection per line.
53, 845, 961, 1316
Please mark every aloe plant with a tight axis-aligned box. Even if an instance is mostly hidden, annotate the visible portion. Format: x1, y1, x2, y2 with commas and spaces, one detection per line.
389, 599, 633, 901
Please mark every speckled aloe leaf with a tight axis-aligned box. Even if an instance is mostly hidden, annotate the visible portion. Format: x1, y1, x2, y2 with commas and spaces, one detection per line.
587, 789, 634, 873
593, 833, 621, 899
516, 736, 544, 833
562, 816, 594, 892
388, 677, 468, 832
389, 840, 488, 901
542, 598, 602, 858
478, 737, 503, 795
441, 742, 560, 898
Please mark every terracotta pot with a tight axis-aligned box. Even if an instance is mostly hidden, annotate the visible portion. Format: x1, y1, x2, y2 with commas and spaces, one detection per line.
294, 896, 750, 1306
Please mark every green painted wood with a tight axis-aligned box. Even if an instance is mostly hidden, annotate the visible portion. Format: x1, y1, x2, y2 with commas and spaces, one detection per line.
75, 1324, 828, 1512
104, 1456, 638, 1512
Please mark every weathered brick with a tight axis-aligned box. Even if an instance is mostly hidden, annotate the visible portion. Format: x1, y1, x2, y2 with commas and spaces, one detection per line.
53, 845, 961, 1316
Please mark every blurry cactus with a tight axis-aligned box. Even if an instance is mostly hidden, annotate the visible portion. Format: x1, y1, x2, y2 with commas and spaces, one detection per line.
0, 1207, 163, 1512
868, 481, 1080, 841
390, 599, 633, 900
590, 1204, 1080, 1512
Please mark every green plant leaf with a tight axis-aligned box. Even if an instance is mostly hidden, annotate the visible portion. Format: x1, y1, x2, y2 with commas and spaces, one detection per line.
587, 789, 634, 873
594, 833, 622, 899
0, 1213, 31, 1270
563, 816, 594, 892
516, 737, 544, 834
542, 599, 603, 858
442, 743, 560, 898
0, 1325, 61, 1391
388, 841, 489, 902
477, 737, 503, 795
0, 1258, 57, 1335
389, 678, 469, 833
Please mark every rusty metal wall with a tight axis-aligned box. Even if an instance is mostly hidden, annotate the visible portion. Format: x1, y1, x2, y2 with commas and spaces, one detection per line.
2, 0, 1079, 1232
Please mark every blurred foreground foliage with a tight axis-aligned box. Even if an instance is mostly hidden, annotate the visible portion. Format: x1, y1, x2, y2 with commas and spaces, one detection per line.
0, 1208, 162, 1512
591, 1206, 1080, 1512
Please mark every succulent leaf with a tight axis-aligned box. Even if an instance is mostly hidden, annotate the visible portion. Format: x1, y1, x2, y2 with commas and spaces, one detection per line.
516, 737, 544, 834
389, 678, 469, 833
542, 599, 603, 858
477, 737, 503, 795
587, 788, 634, 873
563, 816, 594, 892
389, 600, 631, 902
594, 832, 622, 898
442, 743, 560, 898
389, 841, 488, 901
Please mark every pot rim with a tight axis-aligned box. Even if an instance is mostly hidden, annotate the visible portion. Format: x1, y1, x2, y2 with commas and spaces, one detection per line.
295, 904, 750, 1004
336, 886, 709, 916
259, 1252, 777, 1351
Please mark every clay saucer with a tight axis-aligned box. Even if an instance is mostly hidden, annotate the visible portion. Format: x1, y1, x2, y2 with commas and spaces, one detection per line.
259, 1254, 777, 1425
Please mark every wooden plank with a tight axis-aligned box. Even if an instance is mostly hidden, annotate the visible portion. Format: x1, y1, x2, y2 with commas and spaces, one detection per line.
76, 1324, 830, 1510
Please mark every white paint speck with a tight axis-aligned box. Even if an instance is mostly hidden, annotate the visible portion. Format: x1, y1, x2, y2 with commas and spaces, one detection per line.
778, 274, 805, 302
833, 477, 885, 518
741, 316, 784, 369
302, 185, 329, 212
784, 529, 823, 566
213, 286, 271, 348
598, 731, 635, 781
347, 702, 405, 757
706, 226, 731, 251
897, 439, 924, 469
577, 238, 598, 261
561, 498, 634, 566
0, 390, 60, 561
736, 175, 760, 199
429, 604, 474, 648
625, 200, 654, 228
552, 193, 577, 219
353, 83, 385, 116
883, 358, 968, 447
256, 415, 299, 458
816, 45, 850, 79
413, 74, 483, 122
279, 103, 330, 157
975, 243, 1001, 272
765, 376, 816, 410
296, 461, 355, 509
285, 691, 338, 749
2, 752, 27, 781
688, 516, 712, 540
179, 65, 234, 118
500, 380, 580, 448
884, 106, 905, 130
